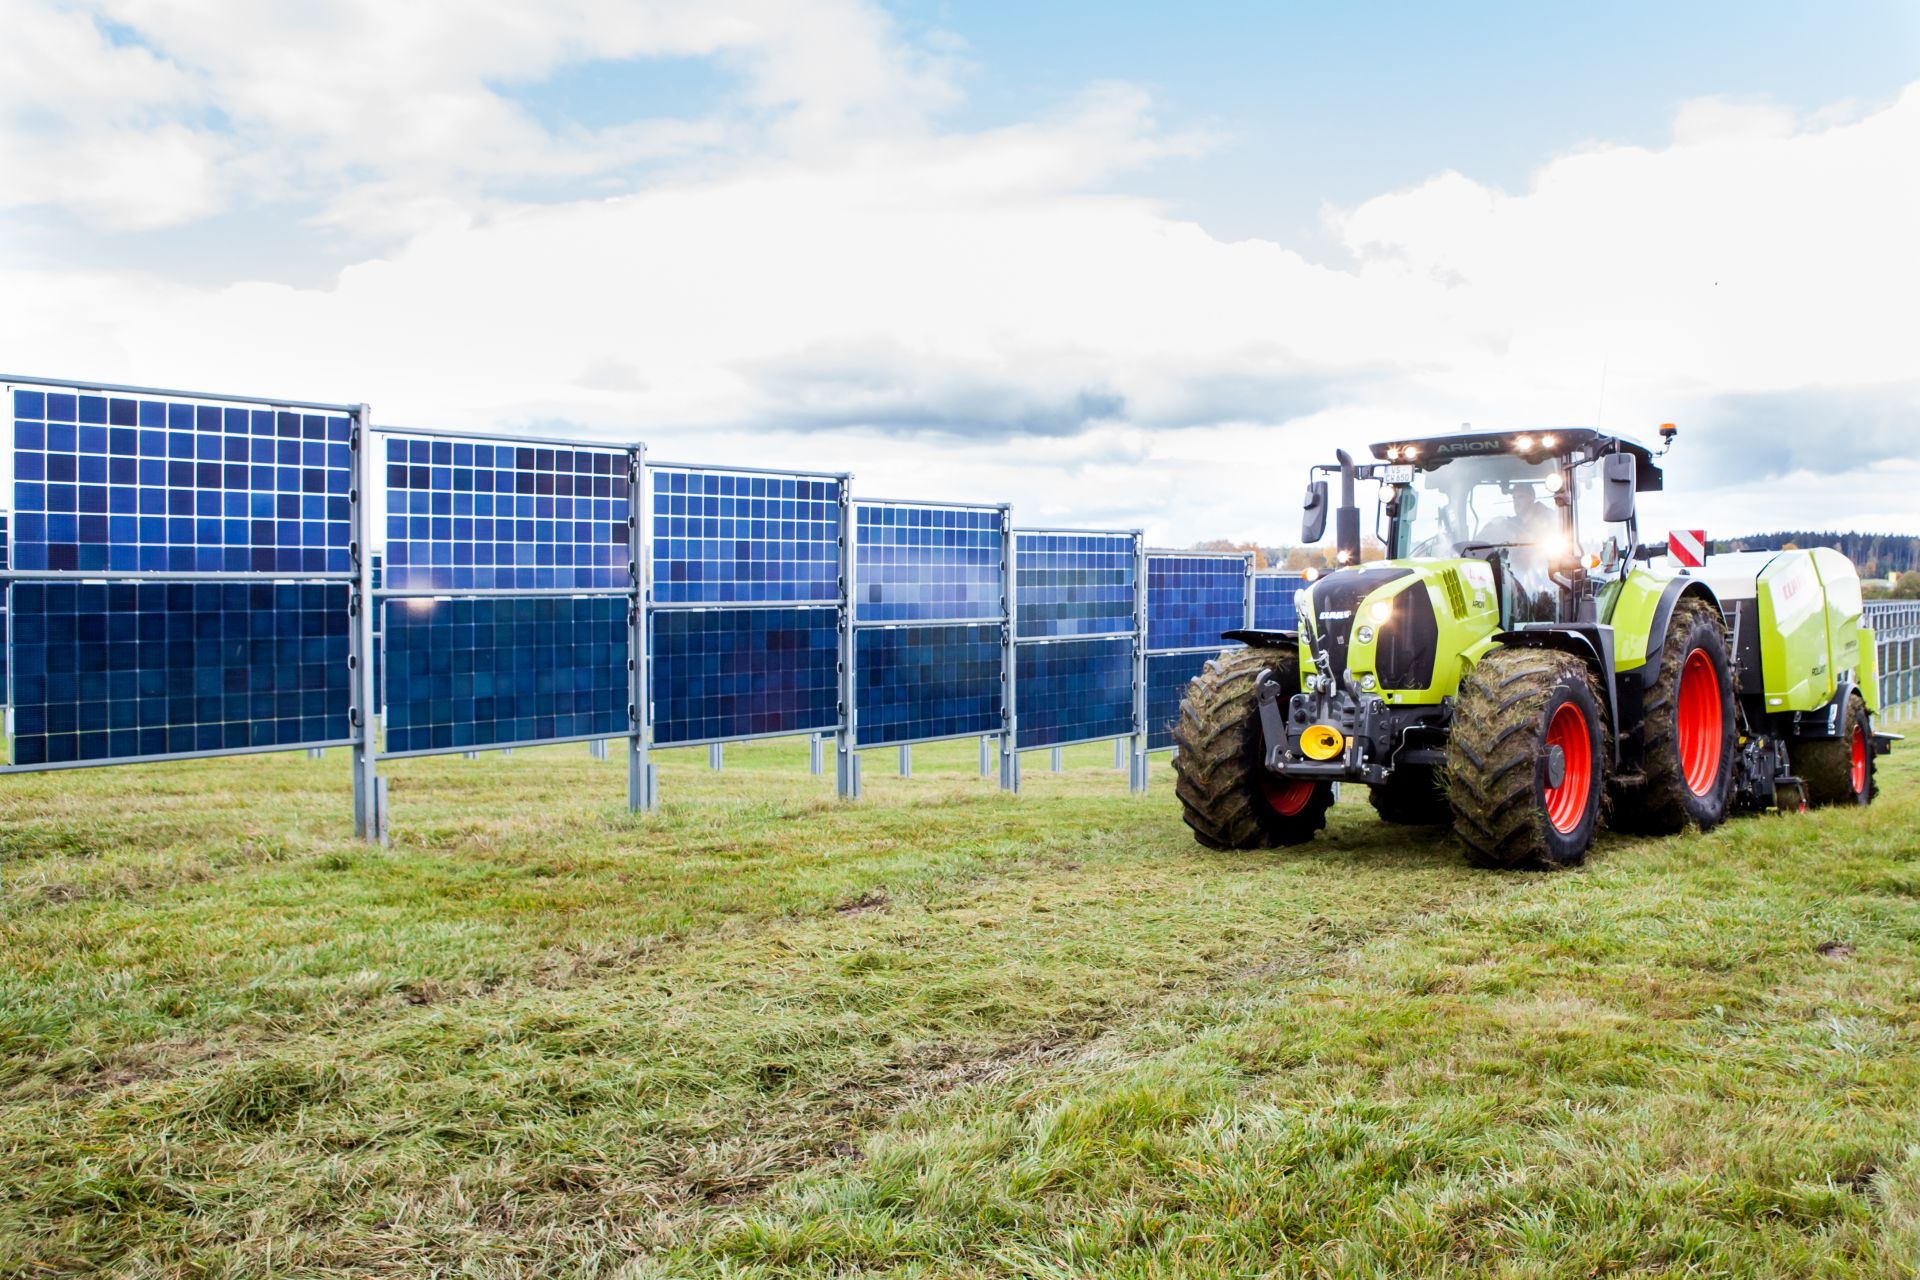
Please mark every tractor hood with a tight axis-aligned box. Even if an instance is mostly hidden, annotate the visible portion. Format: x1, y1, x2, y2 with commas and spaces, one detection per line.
1299, 559, 1501, 702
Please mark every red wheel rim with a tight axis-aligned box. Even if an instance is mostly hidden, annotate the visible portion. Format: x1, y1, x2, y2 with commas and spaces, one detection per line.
1850, 726, 1868, 795
1262, 776, 1317, 817
1676, 648, 1723, 797
1543, 701, 1592, 834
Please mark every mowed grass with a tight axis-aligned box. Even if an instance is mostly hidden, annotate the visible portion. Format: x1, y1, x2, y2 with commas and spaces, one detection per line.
2, 728, 1917, 1277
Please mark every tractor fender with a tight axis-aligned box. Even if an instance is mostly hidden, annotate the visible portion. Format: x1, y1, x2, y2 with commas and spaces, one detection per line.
1489, 625, 1620, 762
1222, 629, 1297, 649
1637, 578, 1723, 691
1791, 676, 1862, 741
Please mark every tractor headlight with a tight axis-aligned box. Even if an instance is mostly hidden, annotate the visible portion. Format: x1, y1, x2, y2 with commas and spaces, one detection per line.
1367, 599, 1392, 623
1359, 674, 1378, 692
1356, 625, 1374, 644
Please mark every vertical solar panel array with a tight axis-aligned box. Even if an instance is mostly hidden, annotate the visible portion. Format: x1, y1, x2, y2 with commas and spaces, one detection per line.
6, 382, 359, 773
382, 435, 628, 590
651, 607, 839, 745
652, 468, 840, 604
1253, 573, 1307, 631
855, 503, 1003, 623
383, 595, 626, 753
9, 580, 351, 766
852, 502, 1007, 748
1146, 555, 1248, 651
1141, 552, 1250, 752
11, 388, 351, 573
1012, 530, 1138, 753
647, 466, 844, 748
1145, 651, 1214, 751
854, 623, 1003, 746
376, 432, 635, 758
1015, 638, 1133, 750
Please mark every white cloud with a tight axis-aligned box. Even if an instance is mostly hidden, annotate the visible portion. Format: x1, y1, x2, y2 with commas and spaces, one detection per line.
1, 2, 1915, 543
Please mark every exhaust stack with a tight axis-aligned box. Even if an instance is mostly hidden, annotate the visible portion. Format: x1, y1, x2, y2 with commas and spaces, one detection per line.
1334, 448, 1361, 564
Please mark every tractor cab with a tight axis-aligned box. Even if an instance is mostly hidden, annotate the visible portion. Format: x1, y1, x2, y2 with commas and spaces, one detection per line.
1308, 427, 1664, 630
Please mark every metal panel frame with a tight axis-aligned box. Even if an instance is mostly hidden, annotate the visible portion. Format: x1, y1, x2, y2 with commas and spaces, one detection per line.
360, 424, 645, 834
845, 498, 1014, 779
643, 461, 850, 799
3, 375, 363, 779
1008, 526, 1143, 793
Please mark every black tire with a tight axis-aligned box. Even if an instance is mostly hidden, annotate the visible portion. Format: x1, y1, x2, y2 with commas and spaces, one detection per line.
1369, 763, 1450, 826
1791, 691, 1875, 807
1172, 646, 1335, 849
1612, 599, 1737, 835
1447, 648, 1607, 870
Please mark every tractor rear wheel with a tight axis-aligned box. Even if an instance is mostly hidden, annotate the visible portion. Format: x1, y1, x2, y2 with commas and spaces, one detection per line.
1791, 690, 1875, 807
1447, 648, 1607, 869
1613, 599, 1737, 835
1369, 763, 1450, 825
1172, 646, 1335, 849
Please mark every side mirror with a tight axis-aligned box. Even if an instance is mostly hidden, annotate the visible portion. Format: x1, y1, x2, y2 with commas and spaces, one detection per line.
1602, 453, 1637, 523
1302, 479, 1328, 543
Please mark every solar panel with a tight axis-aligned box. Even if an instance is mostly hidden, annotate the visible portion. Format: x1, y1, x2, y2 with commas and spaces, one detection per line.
854, 623, 1001, 746
1145, 650, 1213, 750
651, 468, 841, 604
855, 504, 1003, 622
1015, 637, 1132, 750
7, 579, 350, 766
382, 435, 630, 591
1, 513, 8, 706
1146, 555, 1246, 651
1014, 531, 1135, 638
383, 595, 627, 754
1253, 574, 1307, 631
651, 607, 838, 745
10, 388, 352, 574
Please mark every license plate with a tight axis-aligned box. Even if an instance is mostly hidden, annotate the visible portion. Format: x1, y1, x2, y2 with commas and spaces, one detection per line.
1383, 464, 1414, 484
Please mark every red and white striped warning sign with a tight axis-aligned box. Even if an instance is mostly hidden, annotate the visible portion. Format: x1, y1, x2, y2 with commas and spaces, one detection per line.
1668, 529, 1707, 567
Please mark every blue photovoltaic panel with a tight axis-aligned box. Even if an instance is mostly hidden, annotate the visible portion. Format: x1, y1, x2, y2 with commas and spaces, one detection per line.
1146, 650, 1212, 750
651, 607, 838, 745
7, 580, 350, 767
1014, 532, 1136, 639
855, 623, 1001, 745
384, 595, 627, 754
651, 469, 840, 604
855, 504, 1002, 623
1147, 555, 1246, 651
383, 436, 629, 591
10, 388, 351, 574
1253, 574, 1307, 631
1015, 637, 1132, 750
1, 512, 8, 705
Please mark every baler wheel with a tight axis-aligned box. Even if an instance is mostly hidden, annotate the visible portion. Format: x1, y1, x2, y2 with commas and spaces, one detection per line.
1792, 690, 1875, 807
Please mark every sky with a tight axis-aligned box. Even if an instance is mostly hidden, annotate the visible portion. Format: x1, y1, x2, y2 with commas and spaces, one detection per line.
1, 0, 1916, 545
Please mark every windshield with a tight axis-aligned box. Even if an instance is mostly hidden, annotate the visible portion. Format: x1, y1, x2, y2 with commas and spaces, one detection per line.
1392, 454, 1569, 559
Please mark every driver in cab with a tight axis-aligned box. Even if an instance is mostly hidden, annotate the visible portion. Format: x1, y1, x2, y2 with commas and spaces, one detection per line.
1478, 483, 1556, 548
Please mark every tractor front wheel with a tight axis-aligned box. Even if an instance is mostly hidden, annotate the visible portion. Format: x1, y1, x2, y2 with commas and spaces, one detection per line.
1791, 690, 1875, 807
1613, 599, 1737, 835
1172, 646, 1335, 849
1447, 648, 1607, 869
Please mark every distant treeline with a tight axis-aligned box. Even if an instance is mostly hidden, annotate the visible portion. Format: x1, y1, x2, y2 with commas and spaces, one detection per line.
1714, 532, 1920, 579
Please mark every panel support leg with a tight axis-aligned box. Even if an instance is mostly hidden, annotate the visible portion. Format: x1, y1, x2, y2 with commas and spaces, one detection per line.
999, 733, 1017, 793
810, 734, 824, 775
836, 732, 857, 800
1050, 747, 1063, 773
898, 744, 911, 777
1115, 738, 1126, 769
980, 735, 992, 777
709, 743, 723, 771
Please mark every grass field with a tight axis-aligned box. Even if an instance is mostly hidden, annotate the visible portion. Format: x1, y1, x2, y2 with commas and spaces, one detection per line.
2, 729, 1918, 1277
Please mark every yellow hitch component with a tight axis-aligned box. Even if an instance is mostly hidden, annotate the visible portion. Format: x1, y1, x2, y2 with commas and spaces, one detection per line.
1300, 724, 1346, 761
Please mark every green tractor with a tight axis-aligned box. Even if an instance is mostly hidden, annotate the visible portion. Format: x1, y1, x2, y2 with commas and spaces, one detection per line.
1173, 426, 1895, 868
